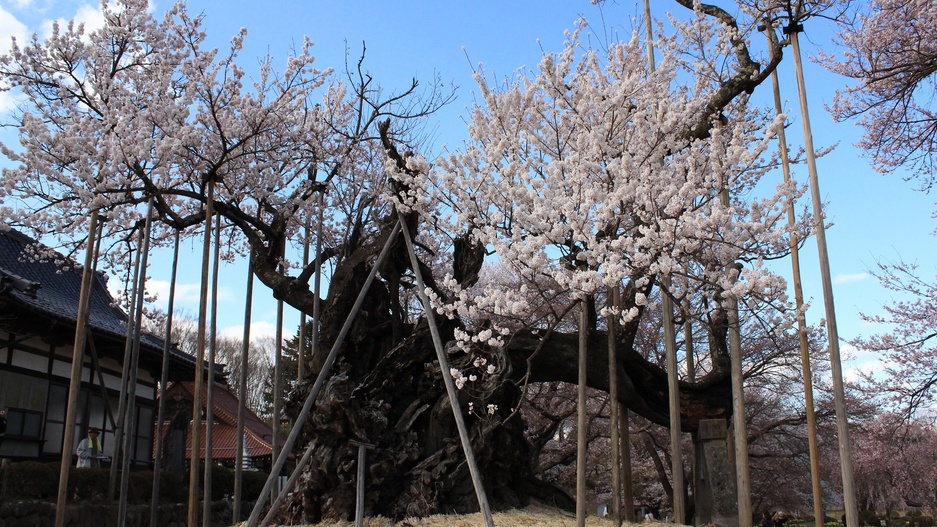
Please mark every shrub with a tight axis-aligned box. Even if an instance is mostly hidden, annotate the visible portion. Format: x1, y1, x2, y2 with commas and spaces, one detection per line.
187, 462, 235, 501
240, 471, 269, 501
860, 509, 881, 526
68, 467, 110, 502
5, 461, 57, 499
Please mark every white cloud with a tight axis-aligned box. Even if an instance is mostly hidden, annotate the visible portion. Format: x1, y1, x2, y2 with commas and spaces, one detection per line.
841, 342, 890, 383
40, 3, 104, 40
0, 6, 28, 55
145, 279, 235, 312
219, 321, 279, 342
833, 272, 870, 285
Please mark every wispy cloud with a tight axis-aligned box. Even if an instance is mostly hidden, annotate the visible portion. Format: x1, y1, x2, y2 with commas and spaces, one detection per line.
146, 279, 235, 311
40, 3, 104, 40
0, 6, 28, 55
834, 272, 870, 285
219, 321, 279, 342
841, 342, 890, 383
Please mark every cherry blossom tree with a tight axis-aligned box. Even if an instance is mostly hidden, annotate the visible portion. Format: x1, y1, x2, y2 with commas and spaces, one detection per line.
0, 0, 835, 521
823, 0, 937, 188
850, 412, 937, 513
823, 0, 937, 429
849, 262, 937, 418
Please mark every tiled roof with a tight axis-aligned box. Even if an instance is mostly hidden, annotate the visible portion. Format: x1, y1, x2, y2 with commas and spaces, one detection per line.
0, 226, 198, 370
162, 381, 277, 460
182, 422, 273, 459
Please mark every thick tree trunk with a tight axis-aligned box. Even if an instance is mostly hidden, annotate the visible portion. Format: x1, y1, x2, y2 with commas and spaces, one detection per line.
268, 212, 731, 523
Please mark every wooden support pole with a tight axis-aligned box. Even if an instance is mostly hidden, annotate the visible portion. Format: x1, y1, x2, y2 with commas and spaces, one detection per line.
683, 302, 697, 514
119, 199, 154, 526
607, 288, 621, 527
234, 248, 255, 522
789, 27, 858, 527
643, 3, 685, 520
728, 299, 752, 527
351, 440, 375, 527
576, 300, 589, 527
271, 296, 284, 497
621, 405, 635, 522
248, 223, 401, 527
54, 208, 99, 527
662, 277, 685, 523
311, 191, 324, 376
297, 216, 310, 381
109, 226, 144, 501
188, 179, 215, 527
765, 23, 824, 527
399, 218, 495, 527
203, 214, 221, 527
151, 229, 181, 527
86, 336, 117, 429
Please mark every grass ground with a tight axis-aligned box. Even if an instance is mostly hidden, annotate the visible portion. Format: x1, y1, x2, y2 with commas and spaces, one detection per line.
272, 502, 676, 527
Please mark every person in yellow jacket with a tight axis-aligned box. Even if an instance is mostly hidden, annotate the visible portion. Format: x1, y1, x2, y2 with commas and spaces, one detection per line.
76, 427, 103, 468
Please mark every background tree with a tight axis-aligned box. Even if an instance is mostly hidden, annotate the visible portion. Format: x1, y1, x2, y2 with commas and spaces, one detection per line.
823, 0, 937, 187
146, 309, 274, 415
820, 0, 937, 419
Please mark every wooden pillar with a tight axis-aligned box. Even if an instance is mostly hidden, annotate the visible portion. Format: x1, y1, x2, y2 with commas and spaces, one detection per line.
765, 22, 824, 527
54, 208, 99, 527
187, 178, 215, 527
202, 214, 221, 527
150, 229, 181, 527
789, 26, 858, 527
576, 300, 589, 527
119, 199, 154, 526
351, 440, 375, 527
607, 288, 622, 527
234, 248, 255, 522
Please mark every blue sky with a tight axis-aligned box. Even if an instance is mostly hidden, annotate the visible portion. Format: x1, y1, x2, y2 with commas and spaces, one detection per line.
1, 0, 934, 380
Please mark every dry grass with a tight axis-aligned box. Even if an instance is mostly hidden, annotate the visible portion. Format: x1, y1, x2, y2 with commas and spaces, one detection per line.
275, 502, 678, 527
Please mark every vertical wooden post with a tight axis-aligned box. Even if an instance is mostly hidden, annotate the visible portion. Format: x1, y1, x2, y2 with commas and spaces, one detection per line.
54, 208, 99, 527
119, 199, 154, 526
311, 191, 324, 372
621, 405, 635, 522
719, 174, 752, 527
151, 229, 181, 527
576, 300, 589, 527
117, 198, 153, 525
684, 302, 697, 517
356, 443, 366, 527
607, 288, 621, 527
297, 216, 310, 381
234, 248, 255, 522
248, 223, 401, 527
351, 440, 374, 527
644, 3, 685, 520
188, 178, 215, 527
765, 23, 824, 527
109, 226, 143, 501
643, 0, 656, 70
399, 219, 495, 527
789, 26, 858, 527
662, 277, 685, 523
728, 300, 752, 527
203, 214, 221, 527
271, 296, 284, 497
